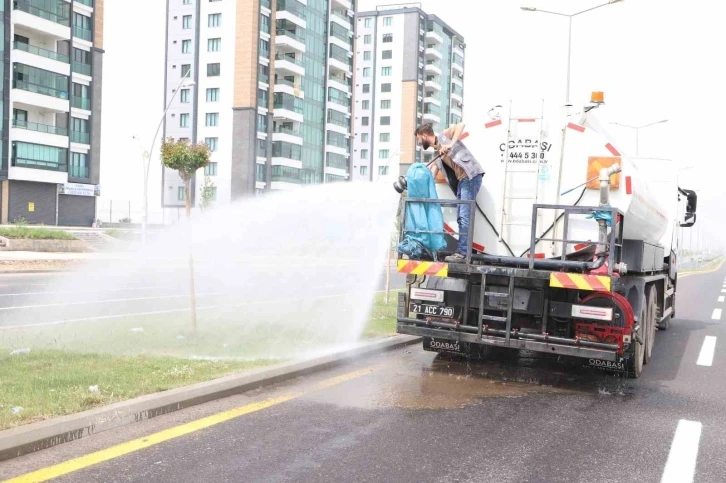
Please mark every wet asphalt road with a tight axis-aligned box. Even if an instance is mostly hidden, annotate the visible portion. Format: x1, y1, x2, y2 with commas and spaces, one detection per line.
1, 264, 725, 482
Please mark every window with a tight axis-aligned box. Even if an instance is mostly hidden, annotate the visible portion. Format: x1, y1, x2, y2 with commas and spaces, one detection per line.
205, 137, 218, 151
381, 67, 392, 76
364, 51, 371, 61
259, 38, 269, 56
378, 166, 389, 175
259, 13, 270, 33
379, 149, 390, 159
381, 83, 391, 92
383, 17, 392, 26
181, 64, 191, 77
362, 117, 369, 126
380, 133, 390, 142
182, 40, 191, 53
360, 165, 368, 175
380, 116, 390, 125
180, 113, 190, 127
208, 38, 221, 52
180, 89, 190, 103
363, 67, 371, 77
178, 187, 186, 201
183, 0, 191, 4
361, 133, 369, 142
382, 50, 392, 60
205, 162, 218, 176
12, 142, 68, 170
362, 84, 370, 93
13, 109, 28, 124
362, 100, 370, 110
361, 149, 369, 159
182, 15, 192, 29
364, 18, 372, 28
383, 34, 393, 43
207, 63, 220, 76
364, 34, 371, 44
380, 100, 391, 109
206, 113, 219, 126
206, 88, 220, 102
73, 12, 92, 40
208, 13, 221, 27
70, 152, 88, 178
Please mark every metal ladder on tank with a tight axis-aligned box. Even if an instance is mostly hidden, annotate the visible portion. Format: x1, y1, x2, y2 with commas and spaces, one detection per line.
498, 99, 547, 243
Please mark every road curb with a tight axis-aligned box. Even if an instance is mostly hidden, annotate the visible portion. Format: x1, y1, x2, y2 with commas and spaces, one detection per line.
0, 335, 421, 462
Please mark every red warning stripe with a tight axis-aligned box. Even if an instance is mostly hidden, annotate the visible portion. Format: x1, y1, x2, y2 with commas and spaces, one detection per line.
567, 122, 586, 132
443, 223, 455, 234
518, 118, 536, 123
625, 176, 632, 195
485, 119, 502, 129
574, 243, 590, 251
400, 260, 418, 273
605, 143, 621, 156
423, 263, 447, 276
526, 253, 546, 259
473, 243, 485, 252
445, 224, 484, 252
586, 276, 609, 292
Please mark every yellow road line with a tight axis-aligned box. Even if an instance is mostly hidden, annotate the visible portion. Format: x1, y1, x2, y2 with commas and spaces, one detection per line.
3, 366, 379, 483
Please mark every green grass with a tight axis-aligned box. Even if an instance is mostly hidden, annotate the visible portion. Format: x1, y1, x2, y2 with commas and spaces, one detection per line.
0, 290, 402, 429
0, 226, 76, 240
362, 290, 399, 338
0, 351, 275, 430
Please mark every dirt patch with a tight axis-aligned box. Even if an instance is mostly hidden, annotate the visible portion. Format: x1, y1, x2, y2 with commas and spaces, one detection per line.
0, 259, 82, 272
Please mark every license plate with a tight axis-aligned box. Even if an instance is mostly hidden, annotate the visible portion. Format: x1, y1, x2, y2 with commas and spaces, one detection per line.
409, 302, 454, 318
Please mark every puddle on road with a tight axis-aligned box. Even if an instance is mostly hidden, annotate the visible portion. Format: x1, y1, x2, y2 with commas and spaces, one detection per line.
306, 349, 633, 410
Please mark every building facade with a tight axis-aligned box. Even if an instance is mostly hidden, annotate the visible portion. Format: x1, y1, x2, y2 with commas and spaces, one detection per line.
1, 0, 104, 226
352, 6, 464, 181
162, 0, 355, 211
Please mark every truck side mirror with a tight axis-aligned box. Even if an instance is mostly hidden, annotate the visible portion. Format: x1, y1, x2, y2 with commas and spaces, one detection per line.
679, 188, 697, 228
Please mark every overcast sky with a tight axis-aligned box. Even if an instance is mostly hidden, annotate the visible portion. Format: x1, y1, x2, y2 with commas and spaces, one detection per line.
100, 0, 724, 247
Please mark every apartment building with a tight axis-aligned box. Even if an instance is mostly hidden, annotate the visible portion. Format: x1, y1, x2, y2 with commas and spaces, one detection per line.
1, 0, 103, 226
352, 5, 464, 181
162, 0, 355, 211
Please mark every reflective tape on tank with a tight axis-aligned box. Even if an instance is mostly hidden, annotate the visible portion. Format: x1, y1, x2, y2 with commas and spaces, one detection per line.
397, 260, 448, 277
549, 272, 611, 292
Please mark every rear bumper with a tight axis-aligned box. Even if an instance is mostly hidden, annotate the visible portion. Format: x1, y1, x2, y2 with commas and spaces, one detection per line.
397, 322, 619, 362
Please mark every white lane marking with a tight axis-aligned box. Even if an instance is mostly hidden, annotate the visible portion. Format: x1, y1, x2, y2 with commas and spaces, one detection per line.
0, 293, 223, 311
697, 336, 717, 366
719, 296, 725, 303
712, 309, 722, 320
0, 292, 360, 331
0, 286, 174, 298
660, 419, 702, 483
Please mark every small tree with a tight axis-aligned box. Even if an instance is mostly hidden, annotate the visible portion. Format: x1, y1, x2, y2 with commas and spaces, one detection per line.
200, 176, 216, 211
160, 138, 211, 218
160, 138, 211, 332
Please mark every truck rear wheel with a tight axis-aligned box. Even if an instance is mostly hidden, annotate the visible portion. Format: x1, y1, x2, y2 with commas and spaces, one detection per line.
644, 285, 657, 364
626, 296, 646, 378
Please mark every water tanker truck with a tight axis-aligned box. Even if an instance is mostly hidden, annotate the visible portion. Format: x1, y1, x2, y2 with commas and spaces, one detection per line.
395, 93, 698, 377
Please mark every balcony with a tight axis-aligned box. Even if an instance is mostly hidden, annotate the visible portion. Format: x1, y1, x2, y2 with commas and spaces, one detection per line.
327, 74, 350, 94
423, 112, 441, 124
272, 125, 303, 146
452, 74, 463, 87
275, 77, 303, 98
425, 79, 442, 92
274, 54, 305, 76
69, 165, 89, 179
12, 79, 70, 113
73, 25, 92, 42
425, 30, 443, 45
275, 29, 306, 53
451, 104, 462, 117
425, 46, 442, 61
13, 0, 71, 28
11, 141, 68, 173
424, 62, 442, 76
72, 62, 92, 76
452, 61, 464, 73
328, 52, 351, 75
273, 96, 304, 123
326, 109, 349, 135
451, 91, 463, 103
424, 96, 441, 107
71, 131, 90, 145
72, 97, 91, 111
331, 0, 352, 11
12, 119, 68, 137
330, 9, 351, 29
271, 144, 303, 170
454, 45, 465, 58
13, 41, 69, 64
276, 0, 306, 28
76, 0, 93, 7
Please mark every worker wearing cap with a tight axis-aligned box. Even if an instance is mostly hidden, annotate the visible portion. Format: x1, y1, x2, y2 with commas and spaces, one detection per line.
415, 122, 484, 263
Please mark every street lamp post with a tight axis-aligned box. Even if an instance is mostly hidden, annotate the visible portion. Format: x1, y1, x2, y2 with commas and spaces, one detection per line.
611, 120, 668, 155
135, 69, 196, 246
521, 0, 624, 103
521, 1, 623, 254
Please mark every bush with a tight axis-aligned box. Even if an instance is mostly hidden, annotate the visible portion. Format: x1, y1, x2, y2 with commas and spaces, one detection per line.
0, 227, 76, 240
